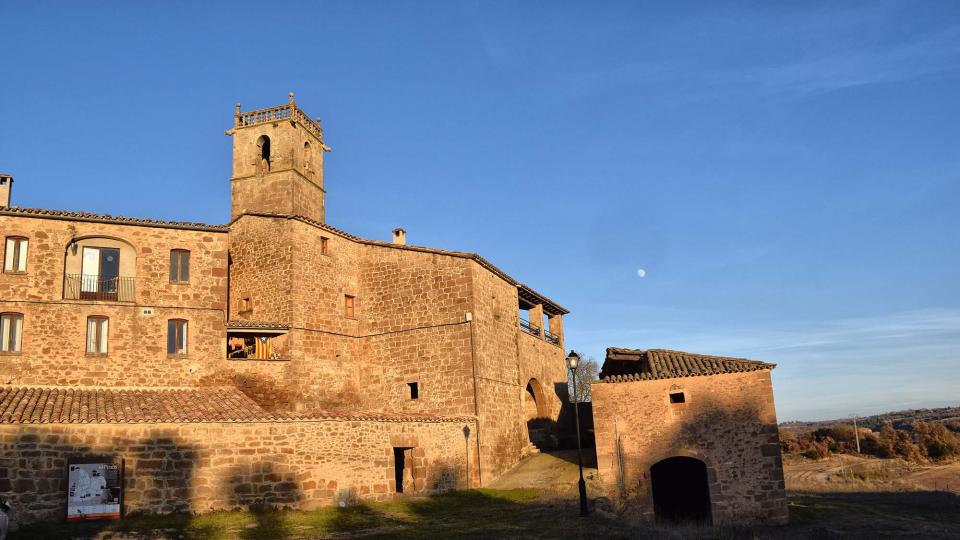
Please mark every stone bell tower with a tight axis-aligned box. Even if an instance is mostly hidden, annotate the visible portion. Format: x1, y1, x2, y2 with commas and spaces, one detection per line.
227, 93, 330, 223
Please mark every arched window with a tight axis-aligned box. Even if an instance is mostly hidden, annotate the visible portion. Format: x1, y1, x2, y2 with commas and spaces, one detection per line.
4, 236, 28, 273
167, 319, 188, 356
0, 312, 23, 353
86, 316, 109, 355
257, 135, 271, 171
303, 141, 312, 172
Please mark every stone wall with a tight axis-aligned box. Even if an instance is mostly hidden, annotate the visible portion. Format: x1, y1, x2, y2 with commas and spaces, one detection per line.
468, 261, 566, 481
0, 417, 475, 526
0, 215, 228, 386
0, 205, 569, 487
591, 370, 788, 526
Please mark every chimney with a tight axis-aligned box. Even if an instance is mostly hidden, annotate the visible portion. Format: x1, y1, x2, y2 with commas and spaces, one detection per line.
392, 227, 406, 245
0, 174, 12, 208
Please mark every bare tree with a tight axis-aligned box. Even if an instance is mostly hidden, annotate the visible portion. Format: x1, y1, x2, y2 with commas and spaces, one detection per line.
567, 356, 600, 403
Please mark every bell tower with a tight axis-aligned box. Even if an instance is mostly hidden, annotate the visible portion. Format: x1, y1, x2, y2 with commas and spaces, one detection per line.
227, 93, 330, 223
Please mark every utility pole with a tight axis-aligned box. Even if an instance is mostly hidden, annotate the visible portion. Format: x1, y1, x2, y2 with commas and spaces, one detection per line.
852, 415, 861, 454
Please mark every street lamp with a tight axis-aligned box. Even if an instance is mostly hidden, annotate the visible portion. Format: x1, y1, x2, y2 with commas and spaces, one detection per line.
567, 350, 589, 517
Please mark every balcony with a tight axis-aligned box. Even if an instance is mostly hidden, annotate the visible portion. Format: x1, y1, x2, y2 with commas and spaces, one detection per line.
519, 317, 541, 337
64, 274, 135, 302
543, 329, 561, 346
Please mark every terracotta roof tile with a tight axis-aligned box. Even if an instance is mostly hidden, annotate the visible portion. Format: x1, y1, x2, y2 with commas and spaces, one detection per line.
0, 386, 270, 424
0, 385, 476, 424
0, 204, 567, 315
225, 321, 290, 330
598, 347, 775, 383
0, 207, 228, 232
235, 212, 570, 315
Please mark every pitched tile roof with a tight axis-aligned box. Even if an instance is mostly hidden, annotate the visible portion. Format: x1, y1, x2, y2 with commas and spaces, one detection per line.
0, 204, 567, 315
0, 386, 269, 424
236, 211, 570, 315
598, 347, 776, 383
284, 410, 476, 423
0, 207, 228, 232
0, 385, 476, 424
225, 321, 290, 330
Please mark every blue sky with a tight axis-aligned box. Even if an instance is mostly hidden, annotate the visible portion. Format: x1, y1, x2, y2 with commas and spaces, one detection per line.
1, 1, 958, 420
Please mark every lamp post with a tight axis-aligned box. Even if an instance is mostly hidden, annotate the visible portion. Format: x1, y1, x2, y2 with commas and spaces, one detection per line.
567, 350, 589, 517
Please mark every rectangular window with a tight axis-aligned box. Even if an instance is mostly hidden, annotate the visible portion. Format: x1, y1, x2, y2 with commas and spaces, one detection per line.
344, 295, 355, 318
408, 382, 419, 400
167, 319, 188, 356
669, 391, 686, 404
86, 316, 109, 355
320, 237, 329, 255
169, 249, 190, 283
3, 237, 28, 273
0, 313, 23, 353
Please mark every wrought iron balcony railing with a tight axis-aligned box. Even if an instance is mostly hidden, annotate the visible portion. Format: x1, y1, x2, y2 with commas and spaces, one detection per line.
64, 274, 135, 302
543, 329, 561, 346
519, 317, 541, 337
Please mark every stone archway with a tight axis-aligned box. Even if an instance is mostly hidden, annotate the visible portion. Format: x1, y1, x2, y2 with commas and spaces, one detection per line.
524, 379, 550, 449
524, 379, 548, 420
650, 456, 712, 525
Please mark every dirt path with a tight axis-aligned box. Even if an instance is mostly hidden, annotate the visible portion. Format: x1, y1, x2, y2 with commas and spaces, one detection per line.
489, 450, 600, 493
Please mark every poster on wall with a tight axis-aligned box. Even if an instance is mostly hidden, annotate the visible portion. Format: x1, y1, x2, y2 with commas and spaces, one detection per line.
66, 458, 123, 522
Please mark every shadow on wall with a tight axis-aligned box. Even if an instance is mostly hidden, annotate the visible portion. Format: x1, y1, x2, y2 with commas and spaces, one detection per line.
225, 462, 302, 540
197, 371, 296, 412
553, 382, 595, 450
605, 388, 785, 526
1, 428, 201, 531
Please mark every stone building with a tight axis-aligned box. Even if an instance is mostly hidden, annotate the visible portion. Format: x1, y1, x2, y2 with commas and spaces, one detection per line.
0, 95, 569, 524
591, 347, 789, 526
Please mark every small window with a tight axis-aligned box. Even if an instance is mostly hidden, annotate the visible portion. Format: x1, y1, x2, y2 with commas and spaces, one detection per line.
344, 295, 355, 318
170, 249, 190, 283
0, 313, 23, 353
408, 382, 419, 400
86, 316, 109, 355
4, 237, 28, 273
669, 391, 686, 404
320, 237, 329, 255
167, 319, 188, 356
239, 297, 252, 313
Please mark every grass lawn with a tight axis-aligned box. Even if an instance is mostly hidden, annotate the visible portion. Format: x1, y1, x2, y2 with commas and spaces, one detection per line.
12, 488, 960, 539
12, 488, 638, 540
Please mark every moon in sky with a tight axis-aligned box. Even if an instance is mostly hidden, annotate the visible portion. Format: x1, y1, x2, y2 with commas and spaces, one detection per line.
637, 268, 646, 278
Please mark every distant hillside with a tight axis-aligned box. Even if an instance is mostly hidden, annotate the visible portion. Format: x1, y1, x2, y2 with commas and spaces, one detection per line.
780, 405, 960, 463
781, 405, 960, 432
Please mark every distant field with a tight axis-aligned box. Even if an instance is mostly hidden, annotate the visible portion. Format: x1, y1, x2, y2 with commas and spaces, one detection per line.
783, 454, 960, 493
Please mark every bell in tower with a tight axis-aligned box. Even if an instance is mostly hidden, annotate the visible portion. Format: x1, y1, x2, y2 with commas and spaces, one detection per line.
226, 93, 330, 223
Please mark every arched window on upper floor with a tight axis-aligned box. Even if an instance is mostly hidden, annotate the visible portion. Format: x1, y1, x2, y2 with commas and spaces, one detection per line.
257, 135, 271, 172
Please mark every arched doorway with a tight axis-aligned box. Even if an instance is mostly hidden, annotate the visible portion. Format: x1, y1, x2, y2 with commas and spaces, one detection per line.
524, 379, 549, 448
524, 379, 547, 420
650, 456, 712, 525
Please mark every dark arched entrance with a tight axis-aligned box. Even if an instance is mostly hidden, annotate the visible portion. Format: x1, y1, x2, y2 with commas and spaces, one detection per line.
524, 379, 550, 448
650, 456, 712, 525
